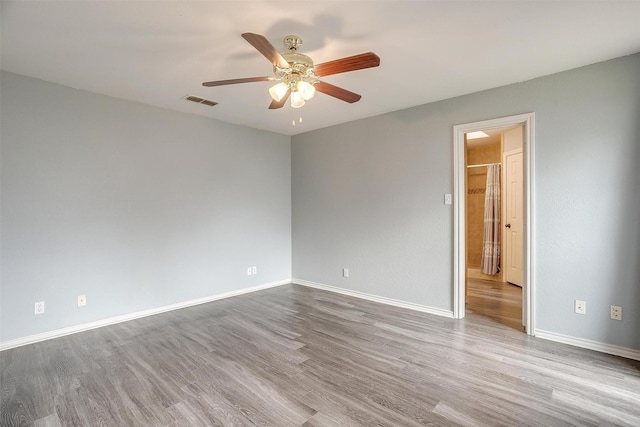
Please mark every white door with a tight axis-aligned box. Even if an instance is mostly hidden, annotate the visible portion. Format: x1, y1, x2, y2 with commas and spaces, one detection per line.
503, 149, 523, 287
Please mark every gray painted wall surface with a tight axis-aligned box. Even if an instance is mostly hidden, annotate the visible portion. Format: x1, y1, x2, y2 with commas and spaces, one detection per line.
1, 72, 292, 342
292, 53, 640, 350
2, 54, 639, 351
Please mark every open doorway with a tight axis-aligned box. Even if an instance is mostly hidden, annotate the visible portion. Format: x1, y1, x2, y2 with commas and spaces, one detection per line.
453, 113, 535, 334
465, 126, 523, 331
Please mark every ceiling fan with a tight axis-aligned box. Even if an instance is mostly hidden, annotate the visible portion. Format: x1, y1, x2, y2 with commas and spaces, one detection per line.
202, 33, 380, 110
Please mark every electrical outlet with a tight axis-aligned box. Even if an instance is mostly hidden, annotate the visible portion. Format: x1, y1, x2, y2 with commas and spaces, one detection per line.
247, 267, 252, 276
35, 301, 45, 315
610, 305, 622, 320
343, 268, 349, 278
574, 300, 586, 315
252, 266, 257, 275
77, 295, 86, 307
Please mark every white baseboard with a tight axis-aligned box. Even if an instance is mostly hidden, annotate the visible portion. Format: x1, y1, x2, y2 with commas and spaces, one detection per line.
11, 280, 635, 362
0, 279, 291, 352
293, 278, 454, 319
535, 329, 640, 361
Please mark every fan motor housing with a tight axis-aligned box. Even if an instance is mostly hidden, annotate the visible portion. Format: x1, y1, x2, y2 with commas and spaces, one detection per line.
283, 52, 314, 69
280, 35, 313, 75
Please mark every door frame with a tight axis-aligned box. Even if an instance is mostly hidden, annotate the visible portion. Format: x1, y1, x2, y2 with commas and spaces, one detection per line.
452, 113, 536, 334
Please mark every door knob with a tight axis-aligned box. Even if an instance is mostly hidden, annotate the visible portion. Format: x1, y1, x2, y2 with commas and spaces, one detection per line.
505, 224, 511, 228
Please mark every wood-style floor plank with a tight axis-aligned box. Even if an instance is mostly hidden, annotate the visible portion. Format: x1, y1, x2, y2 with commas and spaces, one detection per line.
1, 284, 639, 426
466, 277, 524, 331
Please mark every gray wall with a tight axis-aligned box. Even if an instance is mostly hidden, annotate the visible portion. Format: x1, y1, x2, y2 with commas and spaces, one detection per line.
1, 71, 292, 342
3, 53, 639, 351
292, 53, 640, 350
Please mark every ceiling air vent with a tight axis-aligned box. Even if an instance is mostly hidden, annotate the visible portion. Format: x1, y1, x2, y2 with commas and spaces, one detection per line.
183, 95, 218, 107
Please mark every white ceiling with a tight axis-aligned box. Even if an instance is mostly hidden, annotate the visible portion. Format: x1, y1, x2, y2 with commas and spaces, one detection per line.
2, 1, 639, 136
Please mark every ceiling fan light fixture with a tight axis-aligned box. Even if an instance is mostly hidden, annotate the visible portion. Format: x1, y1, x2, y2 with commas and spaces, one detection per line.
290, 90, 305, 108
297, 81, 316, 100
202, 33, 380, 115
269, 82, 289, 102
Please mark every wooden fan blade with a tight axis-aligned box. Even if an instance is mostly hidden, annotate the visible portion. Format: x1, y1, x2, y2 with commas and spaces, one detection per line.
314, 81, 362, 103
202, 76, 271, 87
314, 52, 380, 77
269, 90, 291, 109
241, 33, 290, 69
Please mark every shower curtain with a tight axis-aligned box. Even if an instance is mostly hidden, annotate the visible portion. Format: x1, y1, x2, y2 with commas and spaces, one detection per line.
480, 164, 501, 275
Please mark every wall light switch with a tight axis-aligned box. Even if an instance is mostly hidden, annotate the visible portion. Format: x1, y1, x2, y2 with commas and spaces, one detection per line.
343, 268, 349, 278
444, 194, 452, 205
77, 295, 86, 307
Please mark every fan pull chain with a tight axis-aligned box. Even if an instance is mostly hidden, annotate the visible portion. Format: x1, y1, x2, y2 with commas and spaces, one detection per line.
291, 111, 303, 127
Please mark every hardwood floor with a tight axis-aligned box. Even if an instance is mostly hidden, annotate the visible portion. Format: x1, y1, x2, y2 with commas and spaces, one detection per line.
2, 284, 639, 426
466, 277, 523, 331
